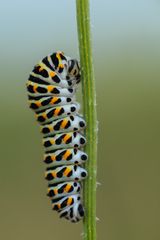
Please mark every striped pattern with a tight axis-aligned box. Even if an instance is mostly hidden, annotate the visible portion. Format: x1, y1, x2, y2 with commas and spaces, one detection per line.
26, 51, 87, 222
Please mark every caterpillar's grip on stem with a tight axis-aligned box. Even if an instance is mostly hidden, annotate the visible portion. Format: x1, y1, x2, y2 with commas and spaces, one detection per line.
26, 51, 88, 223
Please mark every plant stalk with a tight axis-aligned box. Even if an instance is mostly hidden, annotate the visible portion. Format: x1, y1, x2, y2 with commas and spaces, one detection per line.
76, 0, 97, 240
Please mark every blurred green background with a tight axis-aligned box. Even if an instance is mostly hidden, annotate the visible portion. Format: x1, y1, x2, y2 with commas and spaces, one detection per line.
0, 0, 160, 239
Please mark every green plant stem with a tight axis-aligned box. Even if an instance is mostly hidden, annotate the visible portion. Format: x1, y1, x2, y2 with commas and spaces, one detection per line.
76, 1, 97, 240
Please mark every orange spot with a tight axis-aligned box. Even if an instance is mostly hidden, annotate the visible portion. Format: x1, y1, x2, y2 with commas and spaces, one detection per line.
35, 101, 41, 107
49, 71, 56, 77
54, 107, 61, 116
51, 155, 56, 161
63, 134, 71, 143
54, 189, 58, 195
59, 63, 64, 69
50, 139, 55, 145
63, 167, 71, 177
47, 85, 54, 92
63, 150, 71, 160
57, 203, 61, 209
56, 52, 64, 69
41, 113, 47, 119
39, 66, 43, 72
61, 119, 68, 129
64, 184, 71, 193
51, 171, 56, 178
33, 84, 38, 93
49, 125, 53, 131
67, 197, 73, 206
50, 97, 59, 105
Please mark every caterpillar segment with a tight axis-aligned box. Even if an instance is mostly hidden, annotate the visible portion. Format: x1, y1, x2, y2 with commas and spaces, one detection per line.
35, 103, 80, 124
28, 96, 75, 112
27, 51, 87, 222
44, 149, 88, 167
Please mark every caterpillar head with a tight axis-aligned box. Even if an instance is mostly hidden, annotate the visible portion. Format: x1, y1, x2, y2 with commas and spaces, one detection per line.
50, 51, 80, 83
67, 59, 81, 83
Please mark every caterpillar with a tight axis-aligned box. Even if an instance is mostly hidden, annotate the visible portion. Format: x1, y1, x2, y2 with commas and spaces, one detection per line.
26, 51, 88, 223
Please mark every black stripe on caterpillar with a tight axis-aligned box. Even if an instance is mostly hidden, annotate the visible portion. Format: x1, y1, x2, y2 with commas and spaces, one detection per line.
26, 51, 88, 223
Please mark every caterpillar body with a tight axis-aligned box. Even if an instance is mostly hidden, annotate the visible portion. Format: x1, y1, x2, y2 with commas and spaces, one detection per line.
26, 51, 88, 223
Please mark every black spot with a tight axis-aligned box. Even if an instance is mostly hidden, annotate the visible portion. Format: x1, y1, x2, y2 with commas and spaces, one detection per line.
53, 205, 59, 211
47, 189, 55, 197
29, 74, 49, 85
56, 167, 66, 178
27, 85, 34, 93
33, 66, 49, 78
77, 196, 81, 201
42, 127, 50, 134
59, 53, 66, 60
30, 103, 38, 109
74, 149, 77, 154
58, 108, 65, 116
71, 106, 76, 112
58, 184, 67, 194
44, 140, 52, 147
68, 81, 72, 86
41, 97, 52, 106
56, 150, 66, 161
70, 208, 73, 218
67, 98, 72, 102
78, 204, 84, 217
37, 86, 48, 93
66, 137, 72, 144
73, 182, 77, 187
52, 75, 60, 83
79, 121, 85, 128
67, 170, 72, 177
55, 137, 62, 145
45, 173, 53, 181
75, 177, 79, 181
42, 56, 54, 70
74, 128, 78, 131
52, 196, 63, 203
74, 144, 79, 148
37, 116, 45, 122
80, 137, 85, 145
73, 132, 77, 137
51, 88, 60, 94
61, 198, 68, 208
66, 154, 72, 161
68, 186, 74, 193
53, 98, 61, 104
77, 187, 80, 192
50, 53, 59, 68
68, 60, 74, 72
64, 121, 71, 129
74, 165, 77, 171
70, 116, 74, 121
44, 155, 52, 164
81, 171, 87, 178
58, 67, 63, 73
73, 69, 77, 75
81, 154, 88, 161
60, 211, 68, 218
68, 88, 73, 93
47, 109, 55, 118
54, 120, 62, 131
